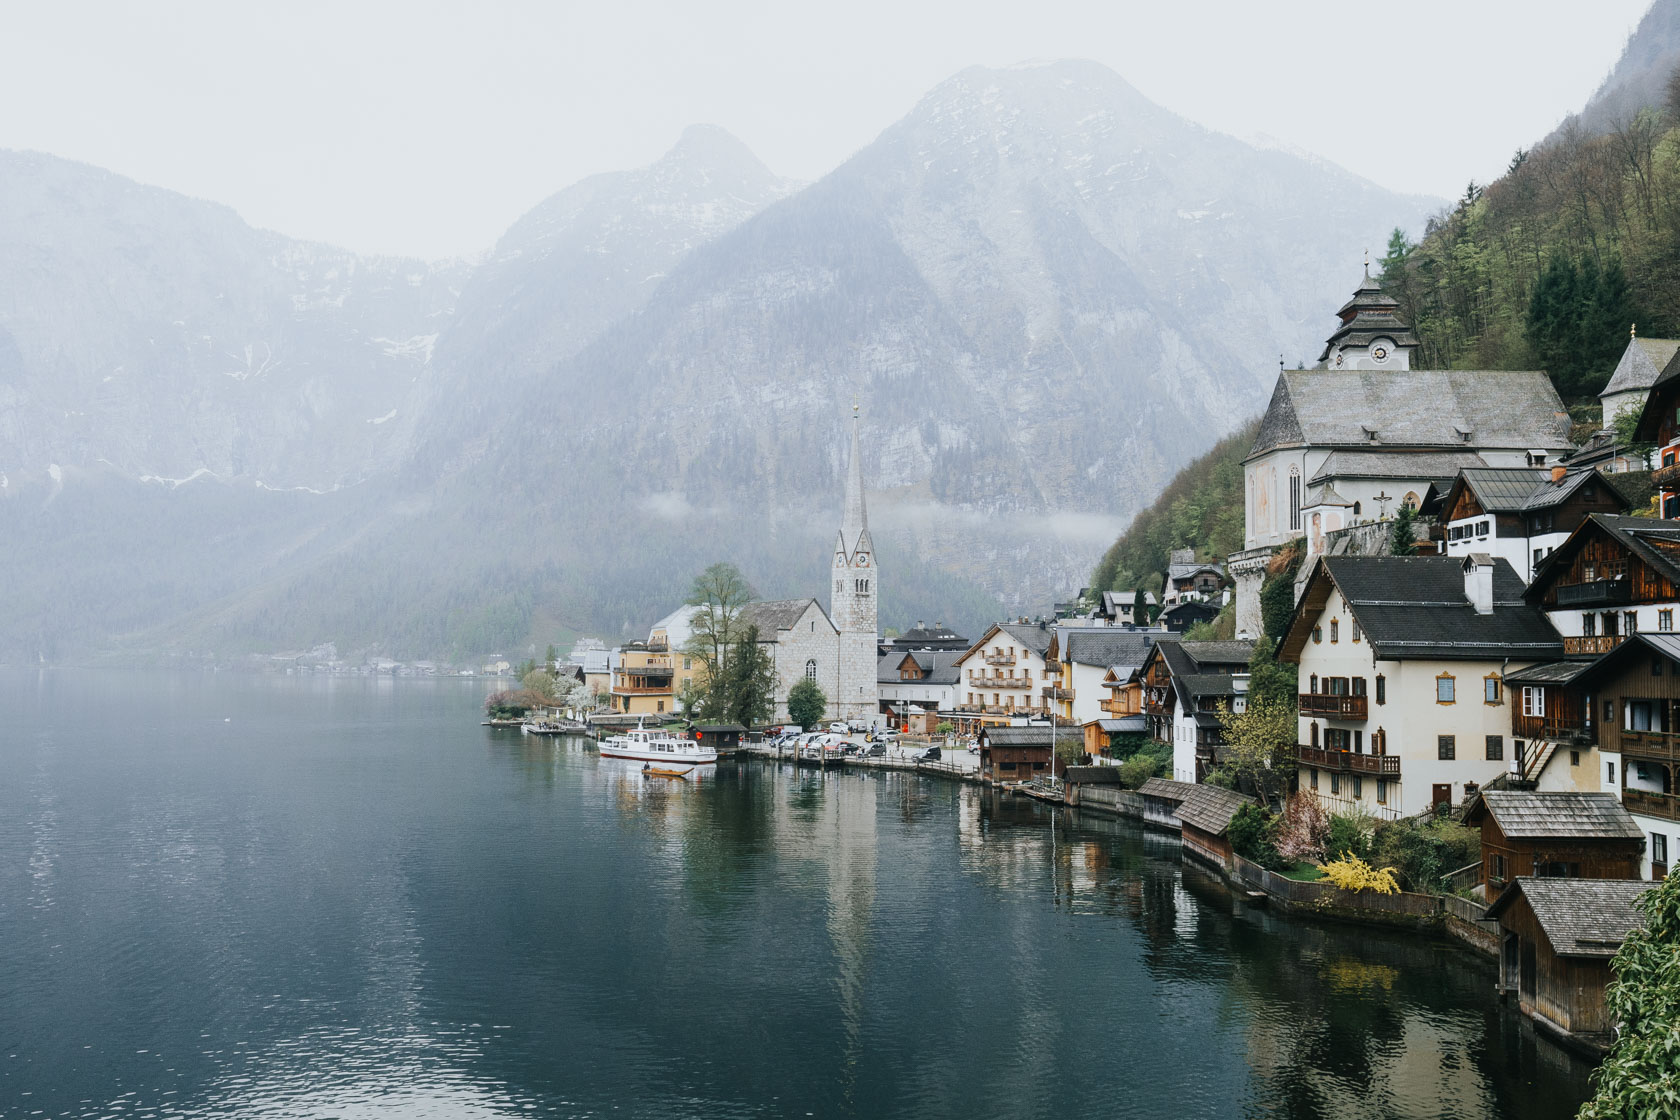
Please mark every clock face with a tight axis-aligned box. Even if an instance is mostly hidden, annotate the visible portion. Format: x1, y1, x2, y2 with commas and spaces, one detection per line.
1372, 345, 1389, 361
858, 555, 870, 568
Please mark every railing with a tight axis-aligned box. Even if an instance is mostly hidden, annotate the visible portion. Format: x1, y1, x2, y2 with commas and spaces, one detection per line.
1296, 745, 1400, 774
1042, 686, 1074, 700
1653, 462, 1680, 489
1299, 693, 1368, 719
1563, 635, 1626, 655
1555, 579, 1631, 607
1512, 715, 1591, 742
984, 652, 1016, 666
1622, 788, 1680, 821
1100, 698, 1133, 716
971, 674, 1031, 689
1622, 729, 1680, 762
611, 684, 673, 695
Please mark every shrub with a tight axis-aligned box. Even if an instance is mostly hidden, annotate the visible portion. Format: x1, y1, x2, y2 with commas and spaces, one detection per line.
1370, 816, 1479, 892
1118, 753, 1160, 789
1578, 870, 1680, 1118
1228, 804, 1284, 869
1317, 855, 1400, 894
1275, 791, 1331, 864
1324, 807, 1375, 862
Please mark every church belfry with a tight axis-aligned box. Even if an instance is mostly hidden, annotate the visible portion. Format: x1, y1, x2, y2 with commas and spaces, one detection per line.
830, 404, 879, 722
1317, 264, 1419, 370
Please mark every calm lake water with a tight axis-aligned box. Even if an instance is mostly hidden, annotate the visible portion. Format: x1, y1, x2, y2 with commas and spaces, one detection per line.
0, 671, 1596, 1119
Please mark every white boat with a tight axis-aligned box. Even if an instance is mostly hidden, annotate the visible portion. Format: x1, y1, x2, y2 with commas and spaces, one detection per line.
598, 723, 717, 764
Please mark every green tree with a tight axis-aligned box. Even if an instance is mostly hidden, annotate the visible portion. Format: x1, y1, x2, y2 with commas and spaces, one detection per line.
1259, 545, 1303, 643
1389, 503, 1416, 556
722, 624, 778, 727
521, 667, 558, 700
1213, 694, 1298, 805
1132, 588, 1146, 625
787, 677, 827, 728
545, 643, 559, 670
1247, 635, 1298, 708
1579, 871, 1680, 1118
683, 562, 756, 719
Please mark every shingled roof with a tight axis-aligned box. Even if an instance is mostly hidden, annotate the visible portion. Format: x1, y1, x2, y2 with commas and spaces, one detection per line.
1310, 450, 1491, 484
1174, 784, 1255, 836
1284, 555, 1564, 663
1472, 792, 1646, 841
981, 727, 1056, 749
877, 650, 962, 685
737, 598, 827, 635
1249, 370, 1573, 461
1485, 878, 1656, 958
1137, 777, 1198, 802
1602, 336, 1680, 396
1062, 630, 1160, 670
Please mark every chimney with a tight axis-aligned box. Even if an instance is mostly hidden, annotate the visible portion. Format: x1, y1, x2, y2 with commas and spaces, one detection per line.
1463, 553, 1494, 615
1551, 464, 1566, 484
916, 620, 925, 631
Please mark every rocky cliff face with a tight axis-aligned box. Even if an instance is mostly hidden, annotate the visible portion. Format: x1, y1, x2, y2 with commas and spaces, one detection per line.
0, 61, 1437, 660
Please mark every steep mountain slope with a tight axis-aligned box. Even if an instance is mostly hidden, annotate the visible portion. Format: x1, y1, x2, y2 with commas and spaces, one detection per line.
1570, 0, 1680, 134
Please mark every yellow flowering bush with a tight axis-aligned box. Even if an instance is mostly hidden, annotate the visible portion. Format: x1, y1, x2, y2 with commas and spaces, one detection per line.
1316, 855, 1400, 895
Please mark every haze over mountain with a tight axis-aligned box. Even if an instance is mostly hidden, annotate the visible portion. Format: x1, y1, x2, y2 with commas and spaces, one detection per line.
1565, 0, 1680, 136
0, 60, 1436, 663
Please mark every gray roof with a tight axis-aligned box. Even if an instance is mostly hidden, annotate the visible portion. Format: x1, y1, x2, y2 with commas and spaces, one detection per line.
1520, 468, 1617, 513
1179, 641, 1255, 666
1303, 556, 1564, 662
1174, 784, 1256, 835
1309, 449, 1490, 484
981, 727, 1056, 748
1251, 369, 1573, 460
1486, 878, 1656, 958
1475, 792, 1646, 841
1062, 630, 1161, 669
1573, 632, 1680, 690
1180, 673, 1238, 697
1137, 777, 1198, 803
738, 598, 826, 635
877, 650, 962, 686
897, 623, 966, 643
1450, 467, 1555, 513
1503, 660, 1595, 686
1601, 336, 1680, 397
1092, 716, 1145, 732
995, 621, 1055, 655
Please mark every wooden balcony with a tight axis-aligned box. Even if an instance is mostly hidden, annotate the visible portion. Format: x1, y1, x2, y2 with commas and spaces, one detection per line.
1622, 729, 1680, 764
1100, 697, 1133, 716
611, 684, 674, 696
1512, 715, 1592, 743
984, 652, 1017, 666
1622, 788, 1680, 822
1297, 745, 1400, 775
1653, 462, 1680, 489
1299, 693, 1368, 720
1042, 686, 1074, 701
1563, 635, 1626, 655
972, 674, 1030, 689
1555, 579, 1631, 607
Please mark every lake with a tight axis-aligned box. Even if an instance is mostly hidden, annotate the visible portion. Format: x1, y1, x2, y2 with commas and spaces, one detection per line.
0, 671, 1596, 1118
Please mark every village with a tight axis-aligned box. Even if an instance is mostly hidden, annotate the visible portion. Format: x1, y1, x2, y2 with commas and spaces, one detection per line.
519, 268, 1680, 1059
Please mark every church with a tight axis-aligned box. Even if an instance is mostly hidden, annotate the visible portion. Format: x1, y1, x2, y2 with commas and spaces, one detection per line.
1230, 269, 1575, 637
735, 406, 880, 725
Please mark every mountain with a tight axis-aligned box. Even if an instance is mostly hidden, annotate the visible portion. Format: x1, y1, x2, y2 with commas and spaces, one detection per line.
0, 62, 1438, 663
1569, 0, 1680, 135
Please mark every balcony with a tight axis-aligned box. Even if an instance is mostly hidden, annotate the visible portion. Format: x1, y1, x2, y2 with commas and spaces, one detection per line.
611, 684, 674, 696
972, 674, 1031, 690
1563, 635, 1626, 655
1297, 745, 1400, 775
1042, 686, 1075, 701
984, 652, 1017, 666
1653, 462, 1680, 490
1622, 788, 1680, 822
1299, 693, 1368, 720
1556, 579, 1631, 607
1622, 729, 1680, 763
1100, 697, 1133, 716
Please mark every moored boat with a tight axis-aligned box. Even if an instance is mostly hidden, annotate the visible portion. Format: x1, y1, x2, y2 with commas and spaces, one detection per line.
643, 764, 696, 779
599, 722, 718, 765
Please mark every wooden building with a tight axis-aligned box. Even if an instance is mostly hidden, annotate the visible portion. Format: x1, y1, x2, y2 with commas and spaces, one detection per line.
1465, 791, 1645, 902
977, 726, 1057, 784
692, 724, 745, 754
1137, 777, 1197, 832
1438, 466, 1624, 583
1174, 784, 1256, 869
1486, 877, 1655, 1048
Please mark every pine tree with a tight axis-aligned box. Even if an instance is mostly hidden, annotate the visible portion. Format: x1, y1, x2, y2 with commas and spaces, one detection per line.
1390, 504, 1417, 556
1132, 588, 1146, 625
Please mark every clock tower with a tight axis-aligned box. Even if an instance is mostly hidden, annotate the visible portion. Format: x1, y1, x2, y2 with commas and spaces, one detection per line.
830, 404, 879, 723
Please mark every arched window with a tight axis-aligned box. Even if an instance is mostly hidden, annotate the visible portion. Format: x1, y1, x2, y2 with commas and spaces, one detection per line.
805, 659, 818, 681
1353, 501, 1362, 516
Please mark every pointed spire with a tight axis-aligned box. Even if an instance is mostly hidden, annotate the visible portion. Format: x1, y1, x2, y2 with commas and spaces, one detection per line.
1632, 322, 1638, 340
843, 400, 867, 553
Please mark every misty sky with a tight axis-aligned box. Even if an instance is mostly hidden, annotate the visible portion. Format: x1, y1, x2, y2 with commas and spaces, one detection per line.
0, 0, 1653, 258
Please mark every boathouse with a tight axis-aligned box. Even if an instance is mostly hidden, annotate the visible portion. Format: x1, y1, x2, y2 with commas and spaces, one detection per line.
1486, 877, 1655, 1048
1465, 791, 1645, 902
1174, 784, 1256, 868
692, 724, 746, 755
978, 726, 1056, 783
1136, 777, 1198, 831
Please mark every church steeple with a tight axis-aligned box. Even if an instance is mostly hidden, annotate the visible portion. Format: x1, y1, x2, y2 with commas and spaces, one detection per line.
842, 401, 868, 558
1317, 263, 1418, 370
830, 401, 878, 724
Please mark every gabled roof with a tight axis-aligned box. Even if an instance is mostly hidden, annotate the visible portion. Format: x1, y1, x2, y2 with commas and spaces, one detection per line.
1061, 630, 1160, 670
981, 726, 1056, 749
1174, 784, 1255, 836
1442, 466, 1624, 521
1503, 660, 1595, 686
955, 620, 1055, 666
1601, 335, 1680, 397
878, 649, 962, 685
895, 622, 967, 645
1249, 370, 1573, 461
1179, 640, 1255, 666
1485, 878, 1655, 958
1572, 632, 1680, 689
1137, 777, 1198, 802
738, 598, 828, 636
1469, 791, 1645, 841
1160, 600, 1220, 621
1527, 514, 1680, 605
1283, 555, 1564, 663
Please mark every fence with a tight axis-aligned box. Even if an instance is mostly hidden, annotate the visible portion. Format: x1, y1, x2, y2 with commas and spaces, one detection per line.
1230, 855, 1449, 921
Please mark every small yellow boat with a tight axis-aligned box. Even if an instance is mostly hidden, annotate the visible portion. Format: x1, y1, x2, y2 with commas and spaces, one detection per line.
643, 764, 695, 779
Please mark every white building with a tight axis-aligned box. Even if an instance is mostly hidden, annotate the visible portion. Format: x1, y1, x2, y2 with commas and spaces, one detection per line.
1438, 467, 1624, 584
1282, 553, 1565, 820
877, 650, 962, 718
953, 621, 1056, 716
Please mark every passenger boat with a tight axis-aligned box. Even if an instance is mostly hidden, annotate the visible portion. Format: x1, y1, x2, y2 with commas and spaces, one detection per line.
598, 722, 718, 764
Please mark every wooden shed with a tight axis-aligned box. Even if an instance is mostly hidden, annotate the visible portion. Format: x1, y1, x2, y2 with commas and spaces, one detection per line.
1061, 765, 1123, 807
1466, 791, 1646, 902
1174, 784, 1256, 868
1486, 877, 1655, 1048
692, 724, 746, 754
1137, 777, 1198, 832
978, 726, 1057, 783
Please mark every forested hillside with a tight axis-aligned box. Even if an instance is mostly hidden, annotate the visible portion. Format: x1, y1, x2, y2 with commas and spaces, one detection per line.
1088, 420, 1256, 598
1382, 16, 1680, 402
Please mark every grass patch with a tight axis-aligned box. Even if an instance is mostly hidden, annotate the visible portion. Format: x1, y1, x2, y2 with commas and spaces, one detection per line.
1279, 862, 1325, 882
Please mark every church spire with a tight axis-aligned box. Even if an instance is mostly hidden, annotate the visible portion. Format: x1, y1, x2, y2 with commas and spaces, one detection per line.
843, 401, 867, 551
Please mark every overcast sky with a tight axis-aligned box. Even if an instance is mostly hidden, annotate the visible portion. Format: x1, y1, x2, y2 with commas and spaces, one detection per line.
0, 1, 1653, 258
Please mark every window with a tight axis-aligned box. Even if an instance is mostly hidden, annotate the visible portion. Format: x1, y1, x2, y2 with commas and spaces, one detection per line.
657, 700, 665, 713
683, 657, 692, 670
835, 579, 844, 595
1485, 676, 1502, 704
1352, 677, 1367, 697
806, 659, 818, 681
1309, 768, 1319, 790
1352, 619, 1362, 642
1330, 619, 1339, 643
1376, 779, 1387, 805
1486, 735, 1504, 760
999, 761, 1017, 771
1583, 613, 1597, 637
1608, 761, 1616, 785
1625, 611, 1639, 635
1289, 470, 1302, 531
1663, 610, 1675, 633
1605, 699, 1615, 723
1656, 658, 1666, 677
1313, 626, 1323, 644
1437, 675, 1456, 704
1352, 775, 1363, 799
1309, 673, 1318, 693
1438, 735, 1456, 760
1330, 772, 1341, 795
1376, 675, 1386, 705
1522, 686, 1545, 718
1570, 749, 1580, 767
1489, 853, 1507, 883
1310, 722, 1319, 748
1653, 833, 1670, 867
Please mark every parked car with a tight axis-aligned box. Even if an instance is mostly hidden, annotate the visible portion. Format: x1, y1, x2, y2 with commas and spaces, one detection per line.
864, 743, 887, 757
920, 746, 941, 761
828, 722, 849, 735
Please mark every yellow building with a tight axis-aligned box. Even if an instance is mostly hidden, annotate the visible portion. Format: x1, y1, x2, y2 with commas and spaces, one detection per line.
610, 642, 675, 716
